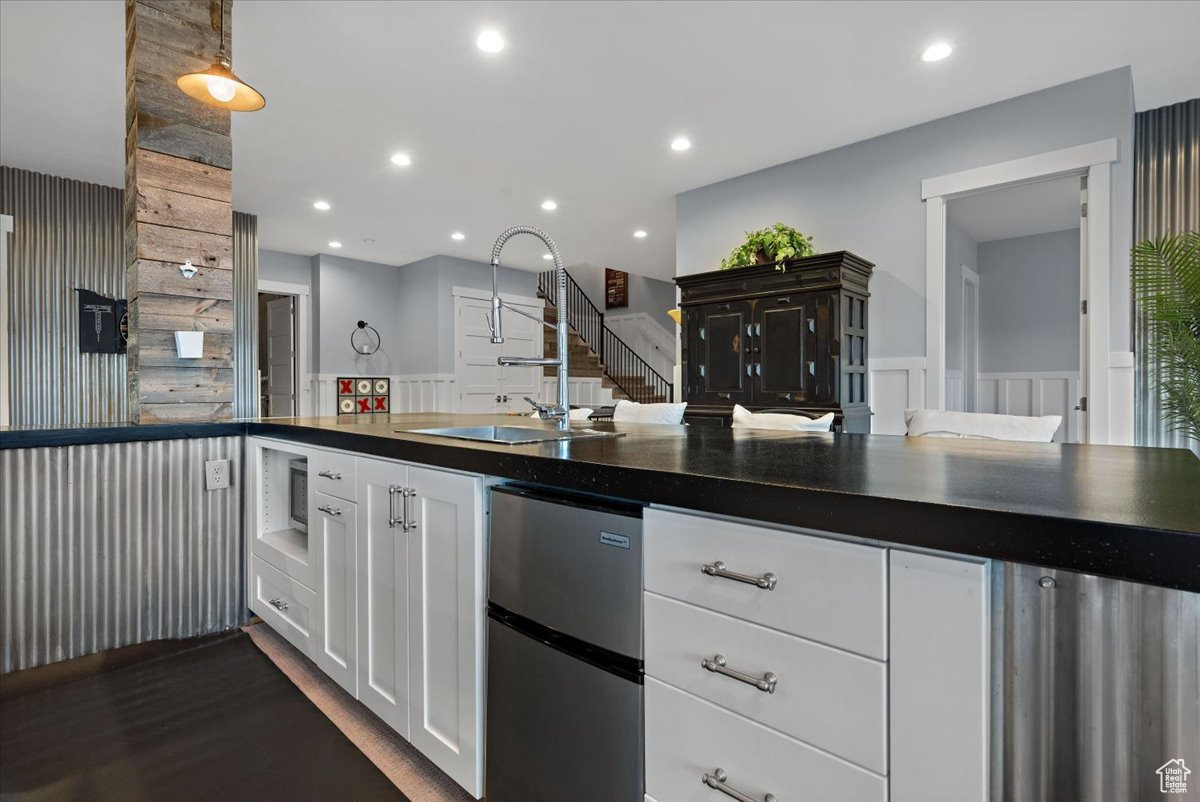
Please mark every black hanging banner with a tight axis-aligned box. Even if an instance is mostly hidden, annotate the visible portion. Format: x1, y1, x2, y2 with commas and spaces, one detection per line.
76, 289, 128, 354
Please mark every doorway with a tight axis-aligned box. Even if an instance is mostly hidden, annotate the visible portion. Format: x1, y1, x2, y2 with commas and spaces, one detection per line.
256, 279, 312, 418
923, 138, 1118, 443
942, 175, 1085, 442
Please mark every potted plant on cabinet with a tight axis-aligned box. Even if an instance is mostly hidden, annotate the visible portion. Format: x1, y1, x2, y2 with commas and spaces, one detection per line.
720, 222, 816, 271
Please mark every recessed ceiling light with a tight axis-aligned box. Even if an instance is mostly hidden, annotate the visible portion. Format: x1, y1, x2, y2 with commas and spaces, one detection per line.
633, 230, 648, 239
328, 241, 342, 248
476, 30, 504, 53
921, 42, 953, 62
543, 253, 553, 260
390, 152, 412, 167
451, 231, 465, 241
670, 137, 691, 152
312, 200, 331, 211
541, 199, 558, 211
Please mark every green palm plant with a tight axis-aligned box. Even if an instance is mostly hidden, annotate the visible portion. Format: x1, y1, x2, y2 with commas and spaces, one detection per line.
1132, 231, 1200, 441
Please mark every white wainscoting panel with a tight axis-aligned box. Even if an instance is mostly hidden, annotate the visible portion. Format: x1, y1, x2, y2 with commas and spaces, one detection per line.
604, 313, 677, 379
314, 374, 459, 416
1108, 352, 1134, 446
540, 376, 617, 408
945, 370, 964, 412
867, 357, 926, 435
976, 372, 1079, 443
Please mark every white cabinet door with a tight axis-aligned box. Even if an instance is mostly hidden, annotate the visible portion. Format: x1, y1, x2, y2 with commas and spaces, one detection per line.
889, 550, 990, 802
313, 491, 357, 696
355, 458, 411, 737
407, 466, 486, 798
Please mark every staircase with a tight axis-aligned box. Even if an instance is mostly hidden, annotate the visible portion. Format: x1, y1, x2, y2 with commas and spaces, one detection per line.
538, 270, 673, 405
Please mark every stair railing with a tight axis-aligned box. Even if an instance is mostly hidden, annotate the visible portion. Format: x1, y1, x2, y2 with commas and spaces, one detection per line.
539, 269, 674, 404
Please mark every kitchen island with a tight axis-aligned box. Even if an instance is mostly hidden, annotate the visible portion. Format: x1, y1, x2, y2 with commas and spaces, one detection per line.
5, 413, 1197, 589
3, 415, 1197, 802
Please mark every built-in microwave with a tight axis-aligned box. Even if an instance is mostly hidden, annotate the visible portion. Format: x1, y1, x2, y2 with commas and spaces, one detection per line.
289, 458, 308, 531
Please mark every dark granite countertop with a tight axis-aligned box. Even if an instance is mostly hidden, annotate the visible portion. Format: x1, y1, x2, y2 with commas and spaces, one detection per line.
4, 414, 1198, 591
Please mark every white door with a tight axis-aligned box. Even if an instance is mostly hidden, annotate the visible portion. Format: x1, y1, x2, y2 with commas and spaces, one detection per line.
456, 296, 505, 413
356, 458, 411, 737
407, 466, 485, 797
962, 268, 979, 412
314, 491, 357, 697
266, 296, 296, 417
454, 293, 544, 413
1076, 175, 1089, 443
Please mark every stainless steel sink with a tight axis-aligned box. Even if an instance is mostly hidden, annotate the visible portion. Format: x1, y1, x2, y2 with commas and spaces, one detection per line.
408, 425, 623, 445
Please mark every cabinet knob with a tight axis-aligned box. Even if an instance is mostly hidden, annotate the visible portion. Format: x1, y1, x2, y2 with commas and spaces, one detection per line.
268, 597, 289, 611
317, 470, 342, 480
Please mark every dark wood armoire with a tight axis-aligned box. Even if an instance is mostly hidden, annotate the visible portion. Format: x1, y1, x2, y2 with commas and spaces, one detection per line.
675, 251, 873, 432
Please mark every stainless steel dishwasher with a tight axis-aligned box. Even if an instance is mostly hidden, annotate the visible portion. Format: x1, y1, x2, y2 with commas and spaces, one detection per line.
486, 485, 644, 802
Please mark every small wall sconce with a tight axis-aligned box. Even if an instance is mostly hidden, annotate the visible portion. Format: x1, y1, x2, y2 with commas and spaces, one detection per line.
175, 331, 204, 359
179, 260, 198, 279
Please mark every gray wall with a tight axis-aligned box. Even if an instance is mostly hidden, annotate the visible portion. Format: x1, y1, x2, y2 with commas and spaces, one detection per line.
304, 251, 539, 375
944, 221, 979, 374
675, 69, 1134, 359
978, 229, 1080, 373
313, 253, 406, 375
259, 248, 312, 289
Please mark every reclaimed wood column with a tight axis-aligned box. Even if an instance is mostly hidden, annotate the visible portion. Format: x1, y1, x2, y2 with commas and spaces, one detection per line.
125, 0, 234, 422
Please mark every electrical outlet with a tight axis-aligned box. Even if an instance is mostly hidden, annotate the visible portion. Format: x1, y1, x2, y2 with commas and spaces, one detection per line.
205, 459, 230, 490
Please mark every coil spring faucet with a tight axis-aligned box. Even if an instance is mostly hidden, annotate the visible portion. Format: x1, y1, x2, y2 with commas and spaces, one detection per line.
488, 226, 570, 430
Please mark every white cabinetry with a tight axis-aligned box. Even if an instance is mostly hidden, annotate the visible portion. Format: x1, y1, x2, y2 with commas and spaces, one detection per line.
406, 465, 486, 796
889, 550, 990, 802
356, 458, 411, 736
251, 439, 486, 799
314, 491, 357, 696
643, 507, 990, 802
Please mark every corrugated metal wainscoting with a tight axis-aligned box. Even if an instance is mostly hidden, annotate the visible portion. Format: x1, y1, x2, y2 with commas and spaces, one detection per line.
232, 211, 259, 418
0, 437, 245, 673
0, 166, 128, 426
992, 562, 1200, 802
1133, 98, 1199, 452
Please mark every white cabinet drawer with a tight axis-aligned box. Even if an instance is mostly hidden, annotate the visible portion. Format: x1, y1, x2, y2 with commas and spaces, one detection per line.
310, 448, 357, 502
645, 593, 887, 774
250, 556, 318, 658
646, 678, 886, 802
644, 508, 886, 659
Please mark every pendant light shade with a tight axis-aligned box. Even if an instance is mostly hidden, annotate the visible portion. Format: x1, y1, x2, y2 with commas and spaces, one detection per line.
177, 55, 265, 111
176, 1, 264, 112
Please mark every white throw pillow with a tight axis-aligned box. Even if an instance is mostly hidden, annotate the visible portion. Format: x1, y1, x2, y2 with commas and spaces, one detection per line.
904, 409, 1062, 442
529, 408, 594, 421
612, 399, 687, 424
731, 404, 834, 432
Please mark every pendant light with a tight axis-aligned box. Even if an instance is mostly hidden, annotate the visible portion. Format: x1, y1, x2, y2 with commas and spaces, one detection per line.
176, 1, 265, 112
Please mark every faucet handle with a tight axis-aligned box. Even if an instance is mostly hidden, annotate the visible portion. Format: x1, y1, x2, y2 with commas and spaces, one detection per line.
525, 397, 567, 421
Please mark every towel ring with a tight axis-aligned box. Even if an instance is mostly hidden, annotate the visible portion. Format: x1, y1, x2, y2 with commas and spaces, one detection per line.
351, 320, 380, 355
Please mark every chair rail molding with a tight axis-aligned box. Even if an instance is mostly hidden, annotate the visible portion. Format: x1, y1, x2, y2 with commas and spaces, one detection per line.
314, 373, 458, 416
868, 357, 926, 435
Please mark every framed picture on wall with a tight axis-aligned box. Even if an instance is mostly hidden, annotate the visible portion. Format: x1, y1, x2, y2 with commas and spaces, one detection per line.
605, 268, 628, 309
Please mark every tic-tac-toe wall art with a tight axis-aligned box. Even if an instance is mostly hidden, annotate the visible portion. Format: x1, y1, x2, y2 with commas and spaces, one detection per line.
337, 377, 390, 414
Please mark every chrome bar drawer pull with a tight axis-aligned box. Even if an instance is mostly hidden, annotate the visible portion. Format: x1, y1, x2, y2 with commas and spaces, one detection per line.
387, 485, 400, 529
701, 560, 777, 591
317, 504, 342, 516
268, 597, 289, 611
317, 470, 342, 480
701, 768, 776, 802
701, 654, 778, 694
402, 488, 418, 532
